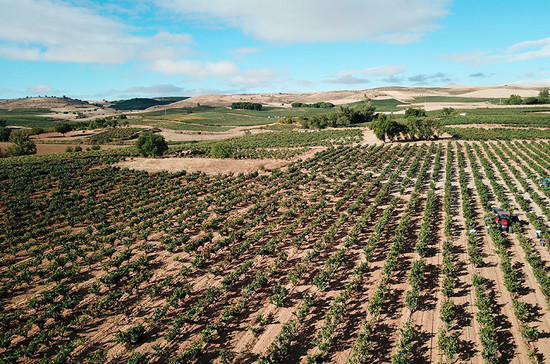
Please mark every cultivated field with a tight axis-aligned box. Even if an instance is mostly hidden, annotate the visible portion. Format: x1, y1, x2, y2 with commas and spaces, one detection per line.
3, 139, 550, 363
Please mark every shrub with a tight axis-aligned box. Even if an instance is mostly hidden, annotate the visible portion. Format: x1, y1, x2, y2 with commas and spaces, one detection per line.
115, 323, 146, 345
405, 107, 427, 118
6, 130, 36, 156
210, 142, 233, 158
135, 132, 168, 157
30, 127, 45, 135
54, 123, 73, 135
0, 127, 12, 142
127, 352, 148, 364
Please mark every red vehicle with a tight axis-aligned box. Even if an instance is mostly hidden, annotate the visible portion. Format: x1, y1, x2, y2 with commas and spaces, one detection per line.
492, 208, 512, 232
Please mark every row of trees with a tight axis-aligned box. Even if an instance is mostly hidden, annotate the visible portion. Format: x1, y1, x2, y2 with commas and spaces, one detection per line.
370, 113, 442, 142
279, 100, 376, 129
503, 89, 549, 105
230, 102, 263, 110
291, 102, 334, 108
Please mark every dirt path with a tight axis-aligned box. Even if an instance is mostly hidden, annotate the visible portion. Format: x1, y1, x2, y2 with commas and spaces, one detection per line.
116, 147, 326, 175
158, 125, 274, 142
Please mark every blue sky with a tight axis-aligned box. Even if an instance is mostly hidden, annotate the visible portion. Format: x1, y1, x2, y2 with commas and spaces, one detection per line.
0, 0, 549, 100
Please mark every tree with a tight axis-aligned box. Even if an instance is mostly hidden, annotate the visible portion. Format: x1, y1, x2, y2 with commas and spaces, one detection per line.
405, 107, 427, 118
210, 142, 233, 158
335, 101, 376, 125
370, 114, 403, 142
405, 117, 441, 140
31, 127, 45, 135
0, 127, 11, 142
6, 130, 36, 156
54, 123, 73, 135
539, 89, 549, 104
504, 94, 522, 105
0, 119, 6, 127
135, 132, 168, 157
442, 107, 455, 116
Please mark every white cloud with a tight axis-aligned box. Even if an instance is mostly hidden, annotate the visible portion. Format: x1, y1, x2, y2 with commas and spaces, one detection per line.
125, 84, 185, 95
26, 84, 53, 94
230, 69, 277, 87
408, 72, 452, 85
328, 65, 406, 84
444, 37, 550, 66
156, 0, 451, 44
327, 75, 370, 85
150, 59, 276, 88
150, 59, 240, 78
230, 47, 260, 55
0, 0, 192, 63
334, 65, 407, 78
0, 0, 275, 90
101, 84, 186, 97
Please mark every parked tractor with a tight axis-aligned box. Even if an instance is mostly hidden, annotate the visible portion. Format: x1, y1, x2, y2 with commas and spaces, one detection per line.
539, 178, 550, 189
491, 207, 514, 232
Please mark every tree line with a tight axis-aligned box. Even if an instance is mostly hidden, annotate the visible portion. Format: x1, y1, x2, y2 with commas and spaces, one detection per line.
230, 102, 263, 110
279, 101, 376, 128
370, 108, 443, 142
503, 89, 549, 105
291, 102, 334, 109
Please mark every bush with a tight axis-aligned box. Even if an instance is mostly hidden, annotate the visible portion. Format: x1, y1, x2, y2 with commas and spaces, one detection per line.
30, 127, 45, 135
127, 351, 148, 364
54, 123, 73, 135
0, 127, 11, 142
503, 94, 522, 105
405, 107, 427, 118
210, 142, 233, 158
135, 132, 168, 157
442, 107, 455, 116
115, 323, 146, 345
6, 130, 36, 156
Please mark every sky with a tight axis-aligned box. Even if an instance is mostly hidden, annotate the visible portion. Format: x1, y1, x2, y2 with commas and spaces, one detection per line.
0, 0, 549, 100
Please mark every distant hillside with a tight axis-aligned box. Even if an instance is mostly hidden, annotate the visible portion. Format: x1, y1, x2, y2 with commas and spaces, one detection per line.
0, 96, 91, 110
159, 85, 544, 110
109, 97, 189, 111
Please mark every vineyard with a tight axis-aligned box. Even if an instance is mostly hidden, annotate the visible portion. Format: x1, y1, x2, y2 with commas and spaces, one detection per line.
3, 140, 550, 364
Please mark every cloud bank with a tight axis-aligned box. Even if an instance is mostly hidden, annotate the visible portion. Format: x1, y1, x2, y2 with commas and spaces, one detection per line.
157, 0, 451, 44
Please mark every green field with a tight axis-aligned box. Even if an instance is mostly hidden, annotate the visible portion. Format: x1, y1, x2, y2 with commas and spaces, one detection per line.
441, 107, 550, 126
0, 108, 60, 127
346, 98, 407, 112
136, 106, 338, 130
410, 96, 498, 103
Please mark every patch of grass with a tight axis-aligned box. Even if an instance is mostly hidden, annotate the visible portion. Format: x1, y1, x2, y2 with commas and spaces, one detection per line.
346, 99, 406, 112
441, 107, 550, 126
445, 127, 550, 140
411, 96, 498, 103
0, 108, 60, 127
139, 106, 335, 128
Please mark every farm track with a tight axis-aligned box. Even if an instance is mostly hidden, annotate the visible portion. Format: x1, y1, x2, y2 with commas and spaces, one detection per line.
3, 142, 550, 363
